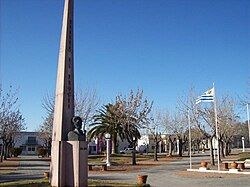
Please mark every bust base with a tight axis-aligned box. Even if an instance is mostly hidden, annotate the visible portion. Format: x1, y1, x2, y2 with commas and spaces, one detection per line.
50, 141, 88, 187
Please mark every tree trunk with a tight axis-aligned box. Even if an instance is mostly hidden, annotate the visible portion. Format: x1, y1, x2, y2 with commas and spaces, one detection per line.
221, 141, 225, 158
178, 138, 183, 157
154, 141, 158, 161
225, 141, 230, 156
112, 135, 117, 154
228, 143, 231, 154
4, 143, 8, 160
7, 145, 11, 158
168, 141, 173, 156
48, 139, 52, 157
209, 138, 215, 165
224, 142, 228, 156
217, 139, 221, 162
0, 144, 4, 162
132, 141, 136, 165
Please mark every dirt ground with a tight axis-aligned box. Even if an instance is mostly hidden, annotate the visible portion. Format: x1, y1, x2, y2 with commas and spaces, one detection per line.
89, 155, 182, 173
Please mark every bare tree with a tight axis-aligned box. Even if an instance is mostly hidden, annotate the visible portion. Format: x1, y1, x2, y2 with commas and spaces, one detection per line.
196, 96, 240, 161
178, 87, 215, 164
75, 89, 99, 131
216, 97, 240, 157
179, 89, 237, 165
164, 110, 188, 157
0, 86, 25, 161
115, 89, 152, 165
115, 89, 153, 143
38, 89, 99, 150
42, 93, 54, 115
189, 127, 206, 154
38, 113, 53, 156
238, 78, 250, 144
38, 93, 54, 155
143, 111, 165, 161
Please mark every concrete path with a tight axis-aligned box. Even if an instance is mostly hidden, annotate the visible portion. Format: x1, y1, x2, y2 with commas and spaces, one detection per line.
1, 154, 250, 187
0, 156, 50, 183
89, 153, 250, 187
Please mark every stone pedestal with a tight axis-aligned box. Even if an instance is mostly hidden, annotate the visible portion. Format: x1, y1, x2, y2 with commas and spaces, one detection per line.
199, 167, 208, 171
50, 141, 88, 187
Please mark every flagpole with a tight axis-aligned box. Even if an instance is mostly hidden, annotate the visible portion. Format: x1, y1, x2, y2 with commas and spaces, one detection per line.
213, 83, 220, 170
247, 103, 250, 143
188, 108, 192, 169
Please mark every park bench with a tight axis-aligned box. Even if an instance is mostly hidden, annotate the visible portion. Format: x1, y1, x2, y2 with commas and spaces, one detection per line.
88, 163, 107, 171
222, 161, 245, 170
244, 159, 250, 169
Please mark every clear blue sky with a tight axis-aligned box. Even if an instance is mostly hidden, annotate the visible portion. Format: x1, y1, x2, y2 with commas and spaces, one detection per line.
1, 0, 249, 131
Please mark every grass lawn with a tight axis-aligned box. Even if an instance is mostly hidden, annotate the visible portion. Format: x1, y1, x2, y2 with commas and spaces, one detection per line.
0, 178, 150, 187
0, 170, 16, 174
238, 152, 250, 161
0, 153, 169, 167
0, 178, 49, 187
88, 153, 167, 165
0, 160, 19, 167
88, 153, 180, 172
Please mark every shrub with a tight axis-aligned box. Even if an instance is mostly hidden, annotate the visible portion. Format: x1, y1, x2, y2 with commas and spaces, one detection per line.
10, 147, 23, 157
37, 148, 48, 157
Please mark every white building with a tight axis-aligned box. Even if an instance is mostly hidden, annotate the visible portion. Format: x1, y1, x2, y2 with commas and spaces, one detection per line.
88, 138, 98, 154
137, 135, 150, 152
14, 132, 44, 155
88, 136, 131, 155
137, 134, 169, 153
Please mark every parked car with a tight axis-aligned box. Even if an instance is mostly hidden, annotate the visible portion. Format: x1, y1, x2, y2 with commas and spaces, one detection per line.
119, 148, 138, 154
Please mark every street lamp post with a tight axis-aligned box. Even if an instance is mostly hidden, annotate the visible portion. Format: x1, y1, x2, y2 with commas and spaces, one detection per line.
105, 133, 111, 166
188, 109, 192, 169
132, 137, 137, 165
242, 137, 245, 152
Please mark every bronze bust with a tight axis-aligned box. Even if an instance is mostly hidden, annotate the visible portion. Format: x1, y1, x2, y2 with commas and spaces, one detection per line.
67, 116, 86, 141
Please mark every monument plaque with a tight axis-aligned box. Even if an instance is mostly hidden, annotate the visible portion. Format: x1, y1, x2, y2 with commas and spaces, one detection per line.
50, 0, 88, 186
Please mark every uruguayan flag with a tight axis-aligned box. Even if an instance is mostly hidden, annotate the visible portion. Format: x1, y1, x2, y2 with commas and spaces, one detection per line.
196, 88, 214, 104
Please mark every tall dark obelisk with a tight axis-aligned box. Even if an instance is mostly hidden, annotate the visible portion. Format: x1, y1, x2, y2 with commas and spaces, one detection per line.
50, 0, 88, 186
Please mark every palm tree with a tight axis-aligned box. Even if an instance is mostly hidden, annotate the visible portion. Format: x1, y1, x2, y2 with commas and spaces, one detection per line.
88, 90, 152, 155
88, 103, 126, 154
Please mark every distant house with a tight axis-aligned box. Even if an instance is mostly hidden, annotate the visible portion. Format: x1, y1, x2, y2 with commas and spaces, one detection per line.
14, 132, 44, 155
137, 134, 169, 153
86, 132, 250, 155
88, 138, 99, 154
88, 136, 131, 155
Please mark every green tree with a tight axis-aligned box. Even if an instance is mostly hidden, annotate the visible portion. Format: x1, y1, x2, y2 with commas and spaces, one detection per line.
88, 103, 125, 154
88, 89, 153, 154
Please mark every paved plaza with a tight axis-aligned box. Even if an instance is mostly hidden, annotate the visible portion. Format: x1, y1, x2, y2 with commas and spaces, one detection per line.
1, 154, 250, 187
89, 154, 250, 187
0, 156, 49, 183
